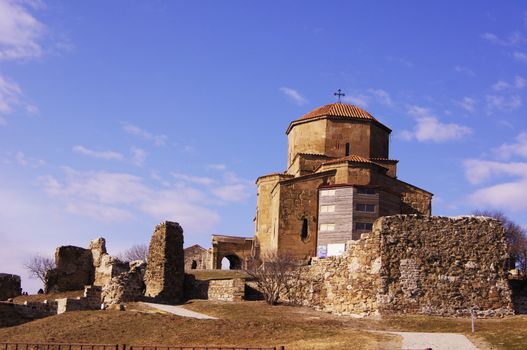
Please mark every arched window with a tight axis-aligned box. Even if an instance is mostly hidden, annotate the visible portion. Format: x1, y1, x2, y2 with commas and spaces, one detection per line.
191, 260, 197, 269
301, 218, 309, 241
345, 143, 350, 156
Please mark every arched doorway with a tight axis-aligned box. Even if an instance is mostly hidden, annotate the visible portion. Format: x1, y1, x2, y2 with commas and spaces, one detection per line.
191, 260, 197, 269
221, 254, 243, 270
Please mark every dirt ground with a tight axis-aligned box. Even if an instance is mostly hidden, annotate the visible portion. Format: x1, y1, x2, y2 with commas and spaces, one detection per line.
1, 299, 527, 349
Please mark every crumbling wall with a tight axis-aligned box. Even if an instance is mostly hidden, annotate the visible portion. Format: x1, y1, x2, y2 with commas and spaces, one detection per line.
144, 221, 184, 303
101, 261, 146, 305
377, 215, 513, 316
283, 215, 514, 317
90, 238, 129, 286
45, 246, 94, 292
0, 273, 22, 300
184, 276, 245, 302
56, 285, 102, 314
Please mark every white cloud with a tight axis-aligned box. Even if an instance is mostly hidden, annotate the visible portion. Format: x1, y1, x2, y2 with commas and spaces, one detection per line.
482, 32, 525, 47
367, 89, 393, 106
400, 105, 472, 142
342, 94, 370, 107
172, 172, 216, 186
463, 159, 527, 184
456, 97, 476, 113
279, 87, 308, 106
513, 51, 527, 63
72, 145, 125, 161
454, 65, 476, 77
492, 76, 526, 91
208, 163, 227, 171
486, 94, 522, 111
469, 178, 527, 211
0, 0, 44, 61
38, 168, 221, 230
0, 74, 22, 123
13, 151, 45, 167
122, 122, 168, 146
130, 146, 147, 166
211, 171, 252, 203
493, 132, 527, 160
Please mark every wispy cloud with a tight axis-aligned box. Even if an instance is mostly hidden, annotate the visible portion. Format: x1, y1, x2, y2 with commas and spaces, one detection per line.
486, 94, 522, 111
455, 97, 476, 113
481, 32, 525, 47
513, 51, 527, 63
454, 65, 476, 77
0, 0, 45, 61
208, 163, 227, 171
492, 76, 526, 91
13, 151, 45, 167
342, 94, 370, 107
172, 172, 216, 186
493, 132, 527, 160
367, 89, 393, 106
122, 122, 168, 146
399, 105, 472, 142
38, 167, 221, 230
130, 146, 147, 166
72, 145, 125, 161
385, 55, 413, 68
279, 87, 308, 106
0, 74, 22, 124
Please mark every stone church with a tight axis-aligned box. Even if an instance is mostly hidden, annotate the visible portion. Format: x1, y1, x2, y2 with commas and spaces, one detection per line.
186, 101, 433, 269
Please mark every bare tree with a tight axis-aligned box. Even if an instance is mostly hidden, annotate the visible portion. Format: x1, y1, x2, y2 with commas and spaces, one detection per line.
245, 253, 297, 305
117, 244, 148, 262
24, 254, 55, 285
473, 210, 527, 275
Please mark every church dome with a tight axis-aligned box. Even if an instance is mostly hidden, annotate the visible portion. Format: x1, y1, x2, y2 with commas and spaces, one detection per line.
299, 102, 375, 121
286, 102, 391, 134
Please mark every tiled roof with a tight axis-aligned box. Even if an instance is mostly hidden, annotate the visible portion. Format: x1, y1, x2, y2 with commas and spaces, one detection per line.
370, 157, 399, 162
319, 155, 374, 166
300, 103, 375, 121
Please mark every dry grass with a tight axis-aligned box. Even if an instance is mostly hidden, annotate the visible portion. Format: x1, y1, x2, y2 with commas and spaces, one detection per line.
13, 290, 84, 304
184, 301, 527, 350
0, 300, 398, 350
3, 298, 527, 349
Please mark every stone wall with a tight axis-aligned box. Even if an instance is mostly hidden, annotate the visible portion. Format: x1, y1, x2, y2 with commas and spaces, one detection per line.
45, 245, 94, 292
184, 276, 245, 302
283, 215, 514, 317
101, 261, 146, 305
0, 273, 21, 300
144, 221, 184, 303
184, 244, 209, 270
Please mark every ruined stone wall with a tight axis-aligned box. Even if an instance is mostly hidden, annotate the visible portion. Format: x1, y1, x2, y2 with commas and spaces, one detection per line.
283, 215, 514, 317
0, 273, 21, 300
45, 246, 94, 292
101, 261, 146, 305
376, 215, 512, 316
144, 221, 184, 303
184, 245, 208, 270
283, 231, 381, 316
184, 276, 245, 302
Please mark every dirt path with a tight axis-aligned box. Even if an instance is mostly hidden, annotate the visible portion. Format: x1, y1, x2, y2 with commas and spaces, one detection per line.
141, 302, 218, 319
392, 332, 478, 350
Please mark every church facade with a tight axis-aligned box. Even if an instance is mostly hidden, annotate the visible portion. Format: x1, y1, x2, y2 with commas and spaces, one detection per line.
190, 102, 433, 269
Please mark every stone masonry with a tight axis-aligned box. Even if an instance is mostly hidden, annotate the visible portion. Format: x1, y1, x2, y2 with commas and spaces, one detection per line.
283, 215, 514, 317
101, 260, 147, 305
185, 276, 245, 302
144, 221, 185, 303
0, 273, 22, 300
45, 245, 94, 292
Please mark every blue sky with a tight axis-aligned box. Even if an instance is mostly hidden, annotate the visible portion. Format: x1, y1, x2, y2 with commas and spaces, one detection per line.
1, 0, 526, 292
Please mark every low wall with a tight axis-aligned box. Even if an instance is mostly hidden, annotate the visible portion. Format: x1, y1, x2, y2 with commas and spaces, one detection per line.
185, 276, 245, 302
283, 215, 514, 317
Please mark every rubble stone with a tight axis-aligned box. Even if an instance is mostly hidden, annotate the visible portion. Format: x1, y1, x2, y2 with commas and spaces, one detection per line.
101, 260, 146, 305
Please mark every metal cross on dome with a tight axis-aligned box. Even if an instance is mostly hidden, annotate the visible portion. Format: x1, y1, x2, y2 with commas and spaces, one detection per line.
334, 89, 345, 103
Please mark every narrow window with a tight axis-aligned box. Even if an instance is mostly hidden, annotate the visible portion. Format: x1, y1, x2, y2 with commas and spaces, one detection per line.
355, 222, 373, 230
191, 260, 198, 269
345, 143, 350, 156
356, 204, 375, 212
357, 187, 376, 195
320, 205, 335, 213
320, 189, 336, 196
301, 218, 308, 241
